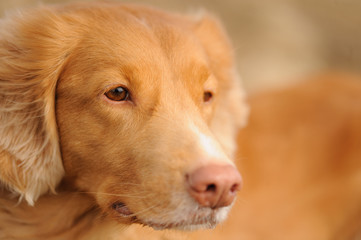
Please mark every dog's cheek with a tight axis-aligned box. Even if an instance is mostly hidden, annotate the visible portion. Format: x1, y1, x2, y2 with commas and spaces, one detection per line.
60, 138, 134, 192
56, 103, 144, 204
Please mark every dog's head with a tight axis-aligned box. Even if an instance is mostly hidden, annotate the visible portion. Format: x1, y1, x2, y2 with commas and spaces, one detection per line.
0, 3, 248, 230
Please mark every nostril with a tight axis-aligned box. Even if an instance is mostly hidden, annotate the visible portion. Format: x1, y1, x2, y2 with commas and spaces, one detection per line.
206, 184, 216, 192
230, 183, 240, 193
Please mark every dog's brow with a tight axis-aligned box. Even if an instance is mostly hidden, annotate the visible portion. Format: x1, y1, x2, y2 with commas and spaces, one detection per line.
198, 66, 211, 84
185, 64, 210, 84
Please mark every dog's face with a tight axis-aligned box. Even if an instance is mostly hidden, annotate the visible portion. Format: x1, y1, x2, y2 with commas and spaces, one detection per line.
0, 3, 248, 230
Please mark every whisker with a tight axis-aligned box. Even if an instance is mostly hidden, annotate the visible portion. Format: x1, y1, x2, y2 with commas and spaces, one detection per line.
107, 181, 144, 187
235, 196, 249, 206
78, 191, 149, 199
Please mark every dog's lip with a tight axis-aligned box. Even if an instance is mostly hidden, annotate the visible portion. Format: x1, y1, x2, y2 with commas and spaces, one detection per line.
137, 208, 219, 230
111, 202, 221, 229
112, 202, 133, 217
140, 216, 218, 230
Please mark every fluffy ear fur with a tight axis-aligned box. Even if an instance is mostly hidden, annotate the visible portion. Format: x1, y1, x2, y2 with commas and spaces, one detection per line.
0, 8, 77, 205
194, 13, 249, 158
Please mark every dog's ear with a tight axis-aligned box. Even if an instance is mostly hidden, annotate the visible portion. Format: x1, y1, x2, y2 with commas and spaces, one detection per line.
0, 9, 76, 205
194, 13, 249, 158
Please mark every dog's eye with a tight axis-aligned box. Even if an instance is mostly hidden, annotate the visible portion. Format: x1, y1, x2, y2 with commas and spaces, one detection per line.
105, 87, 130, 101
203, 91, 213, 103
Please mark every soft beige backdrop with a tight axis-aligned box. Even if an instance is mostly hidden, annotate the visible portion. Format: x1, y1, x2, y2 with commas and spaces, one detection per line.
1, 0, 360, 91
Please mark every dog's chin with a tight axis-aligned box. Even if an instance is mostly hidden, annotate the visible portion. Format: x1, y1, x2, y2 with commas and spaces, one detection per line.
136, 205, 231, 231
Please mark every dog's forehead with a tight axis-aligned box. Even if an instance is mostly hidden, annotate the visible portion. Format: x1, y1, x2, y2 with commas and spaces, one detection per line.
72, 7, 212, 91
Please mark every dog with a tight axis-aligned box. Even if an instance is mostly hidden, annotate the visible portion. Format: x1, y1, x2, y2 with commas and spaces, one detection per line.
64, 73, 361, 240
0, 2, 249, 239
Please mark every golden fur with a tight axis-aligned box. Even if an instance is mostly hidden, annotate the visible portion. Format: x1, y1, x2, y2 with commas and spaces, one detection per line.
0, 2, 247, 239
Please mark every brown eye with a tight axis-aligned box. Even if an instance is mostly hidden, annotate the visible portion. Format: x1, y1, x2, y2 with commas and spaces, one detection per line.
203, 91, 213, 103
105, 86, 130, 101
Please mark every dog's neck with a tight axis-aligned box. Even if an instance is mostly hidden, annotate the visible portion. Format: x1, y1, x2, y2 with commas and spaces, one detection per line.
0, 185, 122, 240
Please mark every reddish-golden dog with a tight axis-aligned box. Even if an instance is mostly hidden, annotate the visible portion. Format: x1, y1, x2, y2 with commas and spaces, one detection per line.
0, 2, 248, 239
2, 2, 360, 240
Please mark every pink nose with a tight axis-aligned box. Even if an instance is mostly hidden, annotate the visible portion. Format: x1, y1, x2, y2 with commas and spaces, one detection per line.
186, 164, 242, 209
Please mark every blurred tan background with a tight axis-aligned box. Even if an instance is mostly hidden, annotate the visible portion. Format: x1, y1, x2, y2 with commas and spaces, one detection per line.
1, 0, 360, 92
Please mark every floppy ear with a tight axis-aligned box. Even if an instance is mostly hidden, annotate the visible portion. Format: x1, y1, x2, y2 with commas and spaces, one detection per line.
194, 13, 249, 158
0, 8, 76, 205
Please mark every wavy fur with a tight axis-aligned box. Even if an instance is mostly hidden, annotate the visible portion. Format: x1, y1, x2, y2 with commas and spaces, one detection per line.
0, 8, 74, 204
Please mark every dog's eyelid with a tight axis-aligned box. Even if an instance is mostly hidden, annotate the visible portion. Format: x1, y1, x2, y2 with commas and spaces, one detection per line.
103, 83, 129, 92
104, 86, 131, 102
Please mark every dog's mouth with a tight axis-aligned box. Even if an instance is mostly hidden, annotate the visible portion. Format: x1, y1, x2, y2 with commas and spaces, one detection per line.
112, 202, 134, 217
111, 201, 226, 230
